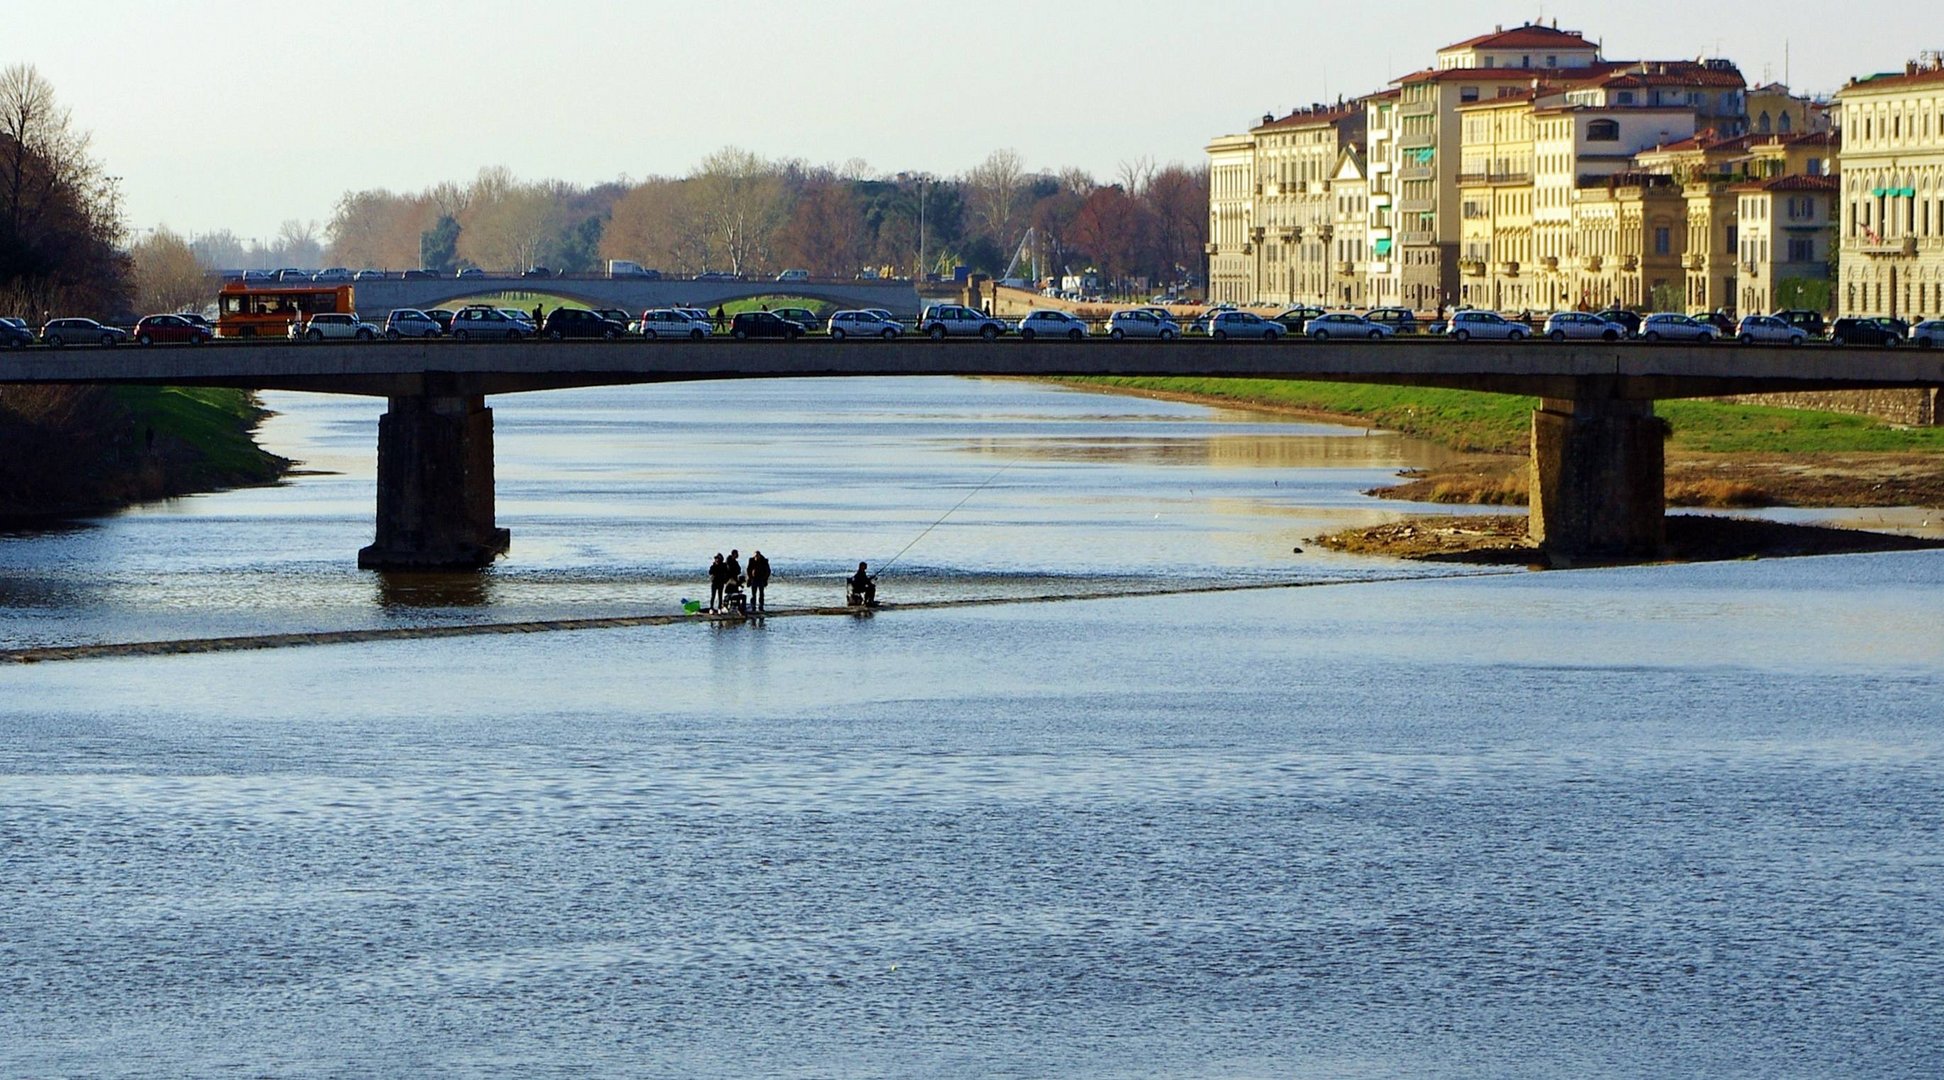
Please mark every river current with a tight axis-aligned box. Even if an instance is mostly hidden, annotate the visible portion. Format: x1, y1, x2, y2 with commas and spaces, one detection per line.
1, 378, 1939, 1077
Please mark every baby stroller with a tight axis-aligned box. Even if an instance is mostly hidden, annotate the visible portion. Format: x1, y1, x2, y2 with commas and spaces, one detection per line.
719, 576, 750, 617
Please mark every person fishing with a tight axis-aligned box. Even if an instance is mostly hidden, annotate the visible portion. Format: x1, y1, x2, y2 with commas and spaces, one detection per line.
708, 553, 728, 612
847, 561, 877, 607
746, 550, 771, 613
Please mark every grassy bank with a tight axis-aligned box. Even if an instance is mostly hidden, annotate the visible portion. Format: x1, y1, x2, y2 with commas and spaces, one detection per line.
1055, 377, 1944, 455
0, 385, 286, 520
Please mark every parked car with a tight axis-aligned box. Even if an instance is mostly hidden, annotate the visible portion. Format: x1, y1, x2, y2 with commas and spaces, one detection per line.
292, 312, 380, 341
499, 307, 537, 327
542, 307, 626, 339
1911, 319, 1944, 348
312, 267, 353, 282
1699, 311, 1737, 335
385, 309, 444, 339
695, 270, 743, 282
356, 269, 391, 281
770, 306, 821, 330
827, 309, 905, 340
1543, 311, 1627, 341
1447, 309, 1530, 341
593, 308, 632, 327
448, 305, 530, 340
1015, 310, 1089, 341
521, 266, 553, 279
637, 308, 711, 339
1771, 309, 1826, 337
274, 268, 312, 282
1734, 314, 1808, 346
241, 269, 277, 283
775, 268, 810, 282
0, 320, 33, 348
1828, 316, 1907, 347
455, 267, 485, 279
133, 313, 212, 345
1365, 307, 1419, 334
424, 308, 456, 331
1305, 312, 1393, 340
918, 304, 1008, 340
1270, 306, 1327, 333
1593, 309, 1643, 337
730, 310, 804, 340
1105, 309, 1180, 340
1206, 310, 1282, 341
1638, 313, 1720, 342
40, 317, 127, 346
401, 269, 439, 280
677, 307, 712, 325
179, 312, 214, 331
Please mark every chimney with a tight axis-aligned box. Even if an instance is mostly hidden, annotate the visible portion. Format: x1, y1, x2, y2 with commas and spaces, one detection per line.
1264, 113, 1275, 125
1495, 24, 1503, 32
1909, 61, 1920, 76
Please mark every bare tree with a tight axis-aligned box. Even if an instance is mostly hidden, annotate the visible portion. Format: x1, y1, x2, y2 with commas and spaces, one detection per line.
777, 180, 865, 278
0, 63, 126, 314
964, 148, 1027, 250
1117, 155, 1156, 198
691, 147, 787, 275
130, 227, 211, 313
604, 177, 710, 273
459, 183, 557, 271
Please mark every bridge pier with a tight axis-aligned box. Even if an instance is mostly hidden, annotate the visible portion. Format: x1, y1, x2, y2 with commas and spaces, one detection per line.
1529, 391, 1666, 564
358, 392, 508, 570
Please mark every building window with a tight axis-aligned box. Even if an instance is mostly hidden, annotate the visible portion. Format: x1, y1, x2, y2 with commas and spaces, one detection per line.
1779, 112, 1793, 134
1618, 91, 1635, 105
1460, 86, 1479, 103
1654, 227, 1671, 255
1587, 119, 1621, 142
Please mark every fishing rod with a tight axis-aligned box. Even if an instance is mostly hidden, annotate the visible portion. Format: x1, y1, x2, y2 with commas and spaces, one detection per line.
873, 457, 1024, 576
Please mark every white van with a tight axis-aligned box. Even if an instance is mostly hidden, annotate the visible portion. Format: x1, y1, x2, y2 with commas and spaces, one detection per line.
607, 260, 647, 278
774, 268, 809, 282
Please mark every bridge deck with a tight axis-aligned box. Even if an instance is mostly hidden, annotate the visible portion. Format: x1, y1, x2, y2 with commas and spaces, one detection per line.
2, 338, 1940, 399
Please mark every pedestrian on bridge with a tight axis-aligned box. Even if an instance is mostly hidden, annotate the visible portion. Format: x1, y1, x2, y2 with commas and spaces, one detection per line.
746, 551, 771, 612
708, 553, 728, 612
714, 305, 727, 332
531, 303, 543, 328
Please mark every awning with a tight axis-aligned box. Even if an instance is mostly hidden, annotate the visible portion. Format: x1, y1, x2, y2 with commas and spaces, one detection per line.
1873, 187, 1919, 197
1373, 239, 1393, 256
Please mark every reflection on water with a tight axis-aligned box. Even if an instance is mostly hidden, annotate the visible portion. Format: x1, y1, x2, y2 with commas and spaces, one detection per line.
372, 570, 495, 610
950, 430, 1464, 469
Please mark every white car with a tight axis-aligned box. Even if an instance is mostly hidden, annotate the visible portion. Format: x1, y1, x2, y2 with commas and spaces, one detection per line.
1912, 319, 1944, 349
638, 308, 711, 339
827, 309, 904, 340
1305, 312, 1393, 340
292, 312, 380, 341
1016, 310, 1090, 341
499, 307, 537, 327
448, 305, 530, 340
919, 304, 1009, 340
1543, 312, 1626, 342
1447, 309, 1530, 341
1638, 313, 1719, 342
1106, 309, 1180, 340
1206, 310, 1282, 341
1734, 315, 1808, 346
384, 309, 443, 339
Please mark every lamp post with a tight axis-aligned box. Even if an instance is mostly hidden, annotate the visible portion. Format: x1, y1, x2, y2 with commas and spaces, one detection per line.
916, 174, 931, 281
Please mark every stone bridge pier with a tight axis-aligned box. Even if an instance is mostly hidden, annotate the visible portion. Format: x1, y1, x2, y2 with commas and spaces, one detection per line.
1528, 381, 1666, 564
357, 385, 508, 570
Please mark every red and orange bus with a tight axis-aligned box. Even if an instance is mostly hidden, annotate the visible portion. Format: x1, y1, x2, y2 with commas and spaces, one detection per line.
216, 282, 355, 338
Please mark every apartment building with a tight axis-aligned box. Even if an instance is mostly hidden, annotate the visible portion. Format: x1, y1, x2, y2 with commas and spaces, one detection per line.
1205, 133, 1255, 305
1734, 175, 1840, 313
1457, 92, 1538, 311
1531, 105, 1697, 308
1835, 56, 1944, 319
1568, 173, 1689, 310
1247, 103, 1368, 305
1330, 147, 1371, 308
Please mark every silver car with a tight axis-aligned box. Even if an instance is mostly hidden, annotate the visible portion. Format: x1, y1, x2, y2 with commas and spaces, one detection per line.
385, 309, 443, 339
827, 309, 904, 340
1734, 315, 1807, 346
1913, 319, 1944, 349
1106, 309, 1180, 340
1447, 309, 1531, 341
1639, 313, 1719, 343
1543, 312, 1626, 342
638, 308, 710, 340
1016, 310, 1090, 341
1305, 312, 1393, 340
1206, 310, 1282, 341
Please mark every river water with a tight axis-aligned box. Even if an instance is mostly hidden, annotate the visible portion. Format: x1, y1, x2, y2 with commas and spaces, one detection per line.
1, 379, 1939, 1078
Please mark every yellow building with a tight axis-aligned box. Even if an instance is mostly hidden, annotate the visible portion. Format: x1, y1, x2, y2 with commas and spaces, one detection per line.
1457, 92, 1537, 311
1835, 59, 1944, 319
1248, 103, 1368, 306
1733, 175, 1840, 313
1205, 133, 1255, 305
1330, 147, 1370, 308
1568, 173, 1688, 310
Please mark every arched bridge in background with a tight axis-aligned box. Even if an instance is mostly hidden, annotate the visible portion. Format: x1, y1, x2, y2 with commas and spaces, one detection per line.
344, 275, 925, 316
4, 338, 1940, 568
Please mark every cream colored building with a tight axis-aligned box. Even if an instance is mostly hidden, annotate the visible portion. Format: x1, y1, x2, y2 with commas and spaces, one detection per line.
1457, 93, 1537, 310
1247, 104, 1367, 306
1568, 173, 1689, 310
1330, 147, 1370, 308
1734, 175, 1840, 313
1205, 132, 1255, 305
1532, 106, 1696, 309
1835, 58, 1944, 319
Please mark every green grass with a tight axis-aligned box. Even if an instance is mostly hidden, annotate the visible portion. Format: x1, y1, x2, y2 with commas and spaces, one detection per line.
113, 386, 286, 479
718, 295, 837, 321
1060, 377, 1944, 456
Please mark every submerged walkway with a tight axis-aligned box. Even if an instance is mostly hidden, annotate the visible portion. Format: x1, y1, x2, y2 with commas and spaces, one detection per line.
0, 572, 1513, 665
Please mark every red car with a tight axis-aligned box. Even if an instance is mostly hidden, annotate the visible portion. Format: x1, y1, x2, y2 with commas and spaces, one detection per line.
134, 313, 214, 345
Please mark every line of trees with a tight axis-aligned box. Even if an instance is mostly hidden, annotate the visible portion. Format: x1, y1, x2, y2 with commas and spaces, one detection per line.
0, 64, 128, 319
312, 148, 1210, 291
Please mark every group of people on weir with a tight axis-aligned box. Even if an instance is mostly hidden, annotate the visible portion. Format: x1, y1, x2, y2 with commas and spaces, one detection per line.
702, 551, 878, 616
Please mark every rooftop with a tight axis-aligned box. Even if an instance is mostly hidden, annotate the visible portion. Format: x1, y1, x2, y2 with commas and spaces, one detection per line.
1441, 22, 1599, 54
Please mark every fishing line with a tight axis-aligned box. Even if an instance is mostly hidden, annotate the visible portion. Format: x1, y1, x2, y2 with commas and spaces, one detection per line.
874, 456, 1026, 575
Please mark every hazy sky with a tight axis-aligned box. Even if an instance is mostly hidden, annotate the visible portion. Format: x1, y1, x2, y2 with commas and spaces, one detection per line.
8, 0, 1927, 243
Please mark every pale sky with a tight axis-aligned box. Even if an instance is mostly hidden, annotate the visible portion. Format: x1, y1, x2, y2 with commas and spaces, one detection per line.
6, 0, 1925, 242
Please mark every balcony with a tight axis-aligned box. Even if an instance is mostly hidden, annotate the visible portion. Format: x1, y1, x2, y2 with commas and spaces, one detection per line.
1680, 253, 1707, 270
1204, 242, 1219, 255
1619, 254, 1639, 272
1398, 134, 1436, 151
1496, 261, 1521, 276
1490, 171, 1532, 185
1459, 258, 1487, 276
1539, 256, 1560, 271
1396, 198, 1435, 214
1579, 255, 1603, 272
1400, 100, 1435, 118
1397, 230, 1436, 247
1859, 236, 1918, 257
1399, 165, 1435, 182
1336, 263, 1358, 277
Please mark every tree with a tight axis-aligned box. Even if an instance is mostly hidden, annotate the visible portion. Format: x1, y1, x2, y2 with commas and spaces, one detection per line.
458, 182, 557, 271
777, 180, 865, 278
1070, 185, 1153, 290
0, 64, 127, 316
545, 214, 604, 273
420, 214, 460, 274
129, 227, 209, 313
964, 148, 1027, 252
1142, 165, 1208, 286
604, 178, 711, 273
691, 147, 788, 275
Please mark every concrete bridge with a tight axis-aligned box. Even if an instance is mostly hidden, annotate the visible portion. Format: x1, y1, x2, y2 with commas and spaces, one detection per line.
4, 338, 1939, 568
341, 274, 924, 318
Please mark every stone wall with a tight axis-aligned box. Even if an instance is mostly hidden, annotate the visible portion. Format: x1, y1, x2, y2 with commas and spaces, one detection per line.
1719, 388, 1939, 426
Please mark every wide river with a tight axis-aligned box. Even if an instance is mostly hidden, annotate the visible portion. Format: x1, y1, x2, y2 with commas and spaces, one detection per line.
1, 378, 1939, 1078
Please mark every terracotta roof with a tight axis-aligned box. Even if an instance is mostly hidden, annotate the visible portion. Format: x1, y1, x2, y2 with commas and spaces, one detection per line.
1841, 65, 1944, 94
1441, 24, 1598, 53
1396, 66, 1572, 86
1646, 128, 1840, 154
1728, 174, 1840, 193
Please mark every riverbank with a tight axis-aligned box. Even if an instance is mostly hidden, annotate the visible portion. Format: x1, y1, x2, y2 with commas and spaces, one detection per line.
1311, 513, 1944, 565
0, 385, 289, 522
1046, 377, 1944, 510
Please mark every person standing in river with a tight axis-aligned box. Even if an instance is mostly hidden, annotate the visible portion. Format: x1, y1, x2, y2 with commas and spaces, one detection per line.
708, 553, 728, 613
725, 549, 742, 585
746, 551, 771, 613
